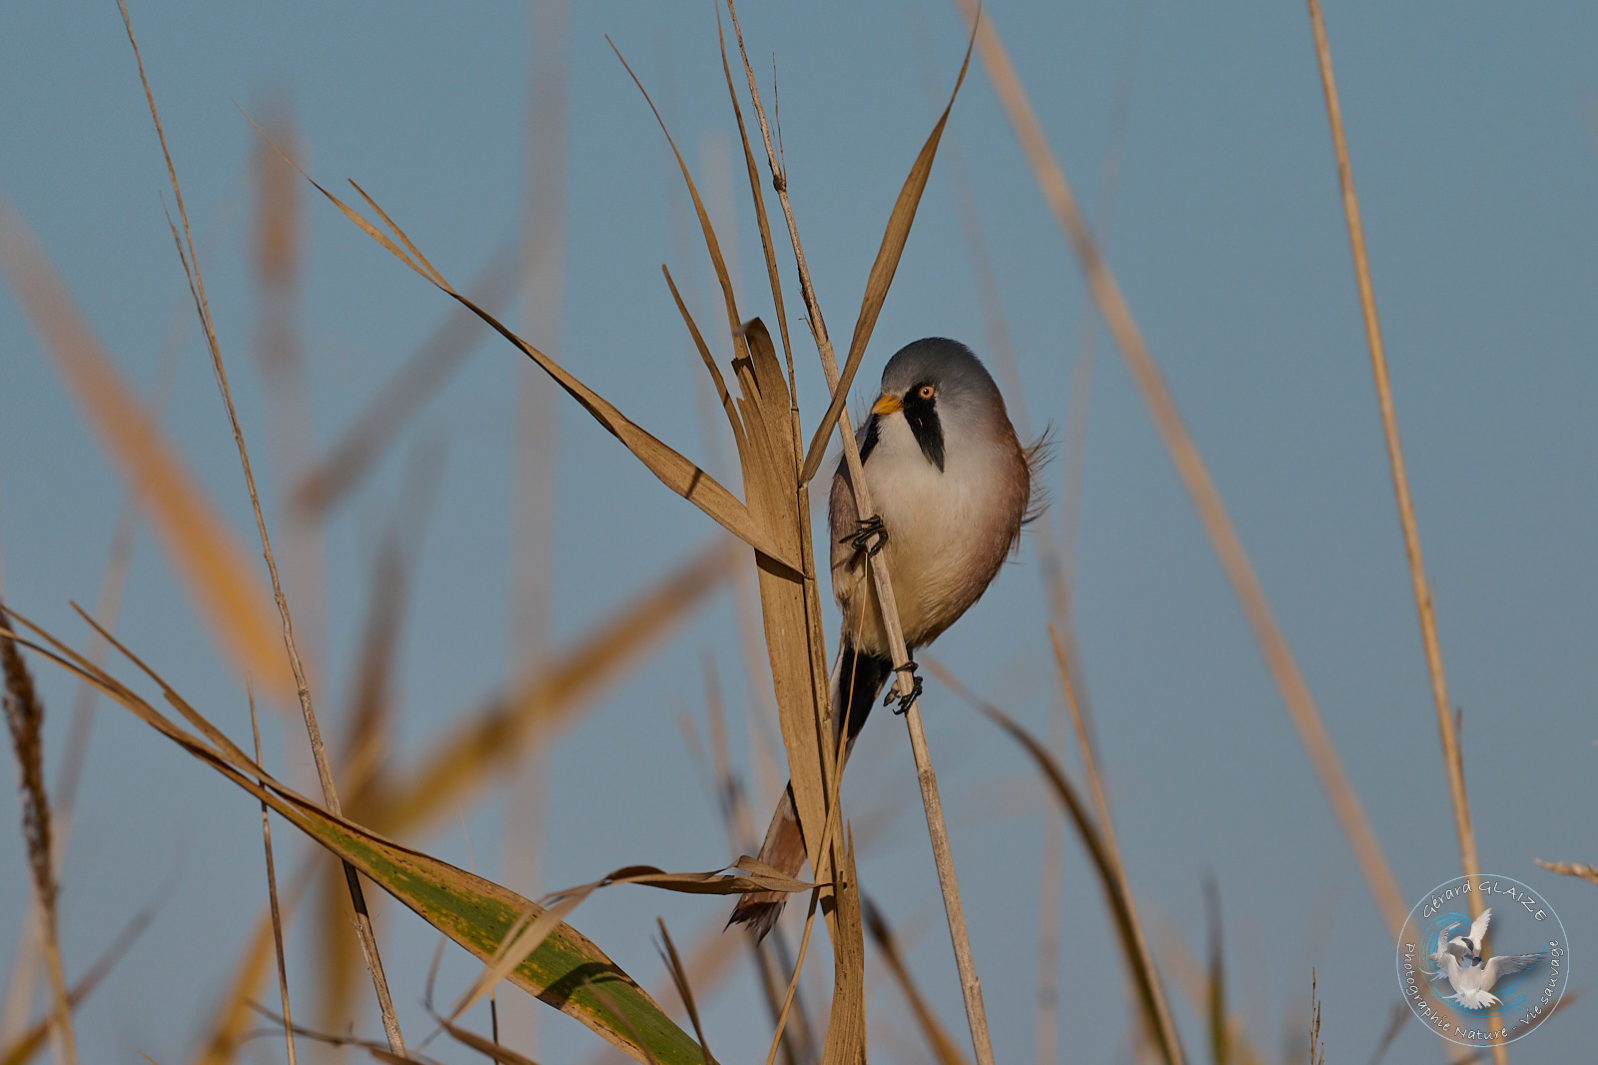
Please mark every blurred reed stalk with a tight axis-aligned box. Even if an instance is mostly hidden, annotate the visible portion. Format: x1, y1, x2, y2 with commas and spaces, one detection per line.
116, 1, 406, 1051
953, 0, 1409, 940
1304, 5, 1495, 1060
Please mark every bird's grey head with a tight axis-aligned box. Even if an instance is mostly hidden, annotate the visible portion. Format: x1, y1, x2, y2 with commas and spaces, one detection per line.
868, 338, 1009, 472
879, 338, 1004, 417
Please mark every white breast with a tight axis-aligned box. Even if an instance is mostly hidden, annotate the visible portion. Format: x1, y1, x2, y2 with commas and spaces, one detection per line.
836, 411, 1022, 653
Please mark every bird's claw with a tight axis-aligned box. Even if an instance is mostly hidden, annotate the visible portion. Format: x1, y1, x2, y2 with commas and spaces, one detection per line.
844, 515, 888, 557
885, 659, 922, 715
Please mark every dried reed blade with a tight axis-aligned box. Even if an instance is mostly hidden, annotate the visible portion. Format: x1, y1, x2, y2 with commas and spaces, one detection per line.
955, 0, 1408, 939
615, 41, 839, 914
299, 153, 796, 571
655, 921, 715, 1065
978, 700, 1185, 1065
816, 829, 867, 1065
450, 862, 812, 1024
13, 620, 706, 1064
0, 605, 75, 1064
0, 198, 292, 698
663, 266, 747, 456
248, 686, 297, 1065
725, 6, 993, 1058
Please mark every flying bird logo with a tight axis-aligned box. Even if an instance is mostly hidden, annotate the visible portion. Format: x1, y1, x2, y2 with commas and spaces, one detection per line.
1428, 908, 1544, 1010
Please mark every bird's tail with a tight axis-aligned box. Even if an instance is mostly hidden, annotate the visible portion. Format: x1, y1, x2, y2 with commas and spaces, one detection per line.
727, 641, 893, 940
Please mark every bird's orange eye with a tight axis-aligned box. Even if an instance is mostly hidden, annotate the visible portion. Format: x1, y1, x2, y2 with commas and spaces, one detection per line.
917, 384, 935, 400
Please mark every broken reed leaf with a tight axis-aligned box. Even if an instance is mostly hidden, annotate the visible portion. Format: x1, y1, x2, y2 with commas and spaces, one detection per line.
246, 119, 797, 573
656, 921, 714, 1065
797, 32, 976, 485
4, 622, 707, 1065
818, 830, 867, 1065
242, 1007, 422, 1065
451, 860, 817, 1023
618, 22, 839, 902
0, 198, 292, 698
662, 265, 746, 456
377, 540, 732, 836
733, 319, 838, 889
981, 704, 1183, 1065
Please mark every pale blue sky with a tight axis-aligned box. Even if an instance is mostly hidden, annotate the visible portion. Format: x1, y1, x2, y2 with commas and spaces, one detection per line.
2, 2, 1595, 1062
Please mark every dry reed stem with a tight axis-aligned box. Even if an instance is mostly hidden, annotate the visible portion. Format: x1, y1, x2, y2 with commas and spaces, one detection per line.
955, 0, 1408, 939
930, 658, 1184, 1065
114, 2, 405, 1051
0, 603, 76, 1065
723, 7, 996, 1062
0, 198, 291, 699
251, 106, 328, 674
1303, 0, 1484, 919
3, 391, 151, 1048
1046, 625, 1183, 1064
188, 856, 317, 1065
249, 686, 297, 1065
504, 11, 570, 1046
1153, 918, 1268, 1065
655, 922, 714, 1065
1533, 859, 1598, 887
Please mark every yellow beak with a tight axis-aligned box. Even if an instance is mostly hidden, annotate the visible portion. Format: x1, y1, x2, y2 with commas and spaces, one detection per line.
871, 393, 902, 416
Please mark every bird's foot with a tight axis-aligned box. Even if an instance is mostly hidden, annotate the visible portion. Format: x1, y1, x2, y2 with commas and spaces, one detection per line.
844, 515, 888, 557
885, 659, 922, 715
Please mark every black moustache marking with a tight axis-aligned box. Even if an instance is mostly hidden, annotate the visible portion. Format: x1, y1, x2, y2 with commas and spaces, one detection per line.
902, 386, 944, 471
859, 412, 881, 463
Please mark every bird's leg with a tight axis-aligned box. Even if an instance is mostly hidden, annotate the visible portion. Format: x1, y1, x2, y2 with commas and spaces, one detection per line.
843, 514, 888, 557
885, 658, 923, 715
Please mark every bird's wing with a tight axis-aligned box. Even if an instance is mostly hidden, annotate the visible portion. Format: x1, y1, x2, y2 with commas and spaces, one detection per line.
1483, 953, 1542, 985
1468, 908, 1493, 947
1429, 953, 1460, 982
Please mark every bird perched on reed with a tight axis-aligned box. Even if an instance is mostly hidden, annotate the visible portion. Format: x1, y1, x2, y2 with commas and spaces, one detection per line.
730, 337, 1043, 939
